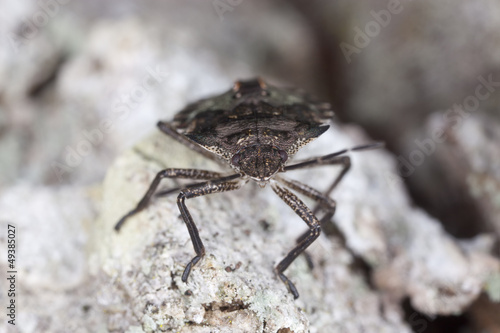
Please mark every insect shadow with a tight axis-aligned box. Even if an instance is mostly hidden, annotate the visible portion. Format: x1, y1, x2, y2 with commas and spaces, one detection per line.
114, 78, 382, 299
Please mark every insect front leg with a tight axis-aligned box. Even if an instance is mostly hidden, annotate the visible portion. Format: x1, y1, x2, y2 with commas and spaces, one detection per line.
276, 176, 336, 222
114, 168, 224, 231
276, 176, 337, 269
177, 179, 241, 282
280, 143, 383, 271
272, 184, 321, 299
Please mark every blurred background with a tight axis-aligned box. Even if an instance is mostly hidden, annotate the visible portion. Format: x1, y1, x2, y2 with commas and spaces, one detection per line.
0, 0, 499, 332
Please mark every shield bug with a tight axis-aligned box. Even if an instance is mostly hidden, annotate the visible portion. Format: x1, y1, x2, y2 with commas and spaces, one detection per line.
114, 78, 382, 299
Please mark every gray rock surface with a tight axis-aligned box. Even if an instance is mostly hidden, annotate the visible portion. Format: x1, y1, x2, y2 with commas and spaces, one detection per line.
290, 0, 500, 247
2, 1, 500, 332
0, 185, 104, 332
92, 125, 408, 333
90, 119, 499, 332
424, 112, 500, 242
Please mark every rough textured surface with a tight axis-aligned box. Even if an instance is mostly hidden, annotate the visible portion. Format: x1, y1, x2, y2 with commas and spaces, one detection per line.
92, 126, 407, 333
2, 1, 500, 332
425, 112, 500, 242
0, 0, 316, 187
91, 119, 499, 332
0, 186, 105, 332
289, 0, 500, 249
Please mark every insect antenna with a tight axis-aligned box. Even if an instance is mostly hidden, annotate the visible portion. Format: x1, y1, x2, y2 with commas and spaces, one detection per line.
350, 141, 385, 152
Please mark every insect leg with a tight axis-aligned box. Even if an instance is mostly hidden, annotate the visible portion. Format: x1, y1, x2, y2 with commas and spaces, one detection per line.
177, 180, 241, 282
285, 154, 351, 204
276, 176, 336, 221
155, 178, 235, 197
114, 168, 229, 231
157, 121, 224, 164
284, 142, 383, 200
272, 184, 321, 299
276, 176, 337, 269
281, 143, 383, 271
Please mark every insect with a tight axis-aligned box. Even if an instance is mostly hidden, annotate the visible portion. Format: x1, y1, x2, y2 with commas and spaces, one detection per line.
114, 78, 382, 299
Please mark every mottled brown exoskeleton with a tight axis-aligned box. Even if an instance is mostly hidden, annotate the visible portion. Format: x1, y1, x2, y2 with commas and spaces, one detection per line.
115, 78, 381, 299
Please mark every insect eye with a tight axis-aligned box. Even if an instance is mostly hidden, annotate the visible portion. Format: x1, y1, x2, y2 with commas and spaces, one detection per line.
279, 150, 288, 162
231, 153, 241, 166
